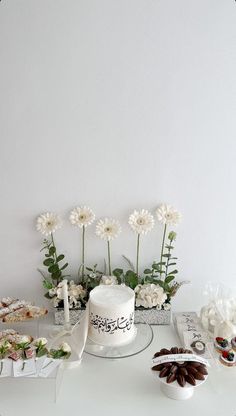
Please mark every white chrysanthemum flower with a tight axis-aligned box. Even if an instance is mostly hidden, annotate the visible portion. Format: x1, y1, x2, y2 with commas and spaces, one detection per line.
0, 340, 11, 350
68, 282, 86, 307
95, 218, 121, 241
100, 275, 118, 286
156, 204, 181, 226
17, 335, 31, 344
69, 206, 95, 228
36, 212, 62, 236
60, 342, 71, 353
135, 283, 167, 309
163, 302, 171, 311
128, 209, 154, 235
33, 337, 48, 347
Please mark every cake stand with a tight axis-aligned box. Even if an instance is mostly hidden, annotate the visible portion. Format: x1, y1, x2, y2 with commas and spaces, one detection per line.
84, 322, 153, 359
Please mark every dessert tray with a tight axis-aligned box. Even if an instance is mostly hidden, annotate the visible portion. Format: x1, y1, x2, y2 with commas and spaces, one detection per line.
84, 322, 153, 359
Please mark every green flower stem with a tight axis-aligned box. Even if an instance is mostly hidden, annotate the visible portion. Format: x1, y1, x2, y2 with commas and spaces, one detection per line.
160, 224, 167, 276
136, 234, 140, 277
165, 241, 172, 279
107, 240, 111, 275
51, 232, 59, 284
82, 225, 85, 282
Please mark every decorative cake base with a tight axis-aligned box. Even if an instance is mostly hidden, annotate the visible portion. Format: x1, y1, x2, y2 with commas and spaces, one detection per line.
54, 308, 85, 325
134, 307, 171, 325
55, 307, 171, 325
84, 322, 153, 359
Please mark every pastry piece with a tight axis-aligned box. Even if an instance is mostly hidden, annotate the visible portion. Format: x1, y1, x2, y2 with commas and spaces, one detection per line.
2, 306, 48, 323
231, 337, 236, 351
0, 297, 17, 308
151, 347, 208, 387
0, 329, 18, 340
191, 340, 206, 355
220, 350, 236, 367
214, 337, 230, 353
0, 300, 32, 319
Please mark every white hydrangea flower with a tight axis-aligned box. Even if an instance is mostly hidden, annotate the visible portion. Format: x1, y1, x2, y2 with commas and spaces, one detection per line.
60, 342, 71, 353
69, 206, 95, 228
96, 218, 121, 241
36, 212, 62, 236
163, 302, 171, 311
128, 209, 154, 235
68, 281, 86, 308
49, 287, 57, 297
56, 282, 64, 300
53, 297, 60, 308
100, 275, 118, 285
156, 204, 181, 226
33, 337, 48, 347
135, 283, 167, 309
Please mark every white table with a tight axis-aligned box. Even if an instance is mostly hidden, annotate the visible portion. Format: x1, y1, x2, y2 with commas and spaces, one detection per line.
0, 319, 235, 416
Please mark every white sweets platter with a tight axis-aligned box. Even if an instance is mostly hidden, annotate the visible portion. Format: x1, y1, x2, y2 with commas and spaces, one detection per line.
84, 322, 153, 359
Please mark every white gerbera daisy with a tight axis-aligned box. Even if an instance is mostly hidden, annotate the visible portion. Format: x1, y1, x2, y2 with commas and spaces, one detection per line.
128, 209, 154, 235
36, 212, 62, 236
156, 204, 181, 226
95, 218, 121, 241
69, 206, 95, 228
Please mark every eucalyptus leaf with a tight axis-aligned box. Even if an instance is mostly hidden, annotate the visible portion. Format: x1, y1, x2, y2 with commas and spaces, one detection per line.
144, 269, 152, 274
167, 269, 178, 275
113, 268, 123, 278
43, 279, 54, 290
49, 246, 56, 255
43, 258, 54, 267
48, 264, 59, 274
60, 262, 68, 271
57, 254, 65, 262
165, 275, 175, 284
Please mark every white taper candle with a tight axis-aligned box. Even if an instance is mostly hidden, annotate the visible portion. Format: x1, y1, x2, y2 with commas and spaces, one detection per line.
62, 279, 70, 324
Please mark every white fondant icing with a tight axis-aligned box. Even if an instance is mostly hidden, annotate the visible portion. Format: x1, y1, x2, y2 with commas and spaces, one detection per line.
88, 285, 136, 346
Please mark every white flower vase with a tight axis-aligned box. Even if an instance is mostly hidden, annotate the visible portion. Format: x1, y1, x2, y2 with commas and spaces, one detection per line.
134, 307, 171, 325
54, 307, 85, 325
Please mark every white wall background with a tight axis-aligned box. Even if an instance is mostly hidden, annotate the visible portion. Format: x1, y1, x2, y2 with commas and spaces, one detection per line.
0, 0, 236, 311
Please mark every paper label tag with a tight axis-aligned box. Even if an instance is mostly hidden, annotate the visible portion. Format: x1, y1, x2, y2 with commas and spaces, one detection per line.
174, 312, 198, 321
28, 356, 47, 377
0, 359, 12, 377
39, 358, 62, 378
13, 358, 37, 377
152, 353, 210, 367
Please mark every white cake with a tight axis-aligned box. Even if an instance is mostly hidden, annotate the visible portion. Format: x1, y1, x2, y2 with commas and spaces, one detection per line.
88, 285, 136, 346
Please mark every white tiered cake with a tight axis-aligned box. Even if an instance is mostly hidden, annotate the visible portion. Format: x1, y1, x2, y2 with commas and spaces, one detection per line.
88, 284, 136, 346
